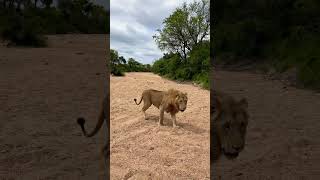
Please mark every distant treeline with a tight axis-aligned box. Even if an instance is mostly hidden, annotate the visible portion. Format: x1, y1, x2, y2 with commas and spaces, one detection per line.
110, 49, 151, 76
0, 0, 109, 46
152, 0, 210, 89
213, 0, 320, 89
152, 41, 210, 89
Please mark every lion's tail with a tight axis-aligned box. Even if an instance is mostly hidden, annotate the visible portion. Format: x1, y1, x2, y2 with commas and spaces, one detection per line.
134, 96, 143, 105
77, 107, 105, 137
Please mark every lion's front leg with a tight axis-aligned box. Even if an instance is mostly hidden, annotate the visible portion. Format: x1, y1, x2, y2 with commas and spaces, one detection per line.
159, 105, 164, 126
170, 113, 177, 128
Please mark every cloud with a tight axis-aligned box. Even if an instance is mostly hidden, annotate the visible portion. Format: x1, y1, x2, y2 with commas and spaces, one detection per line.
110, 0, 194, 64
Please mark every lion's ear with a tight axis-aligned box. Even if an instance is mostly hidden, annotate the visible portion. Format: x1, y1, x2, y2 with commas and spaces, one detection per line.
238, 98, 248, 109
175, 94, 180, 100
184, 92, 188, 97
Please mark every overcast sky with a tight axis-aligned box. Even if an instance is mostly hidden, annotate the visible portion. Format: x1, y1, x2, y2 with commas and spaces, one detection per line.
110, 0, 194, 64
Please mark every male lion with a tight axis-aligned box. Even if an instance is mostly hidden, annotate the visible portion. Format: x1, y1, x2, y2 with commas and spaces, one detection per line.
134, 89, 188, 127
211, 90, 249, 162
76, 95, 109, 164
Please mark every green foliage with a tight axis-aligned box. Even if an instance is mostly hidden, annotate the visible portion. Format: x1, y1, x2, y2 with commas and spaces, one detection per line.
152, 57, 169, 76
110, 49, 124, 76
214, 0, 320, 89
0, 11, 47, 47
110, 49, 151, 76
152, 1, 210, 89
193, 71, 209, 89
153, 0, 209, 61
0, 0, 109, 47
152, 41, 210, 89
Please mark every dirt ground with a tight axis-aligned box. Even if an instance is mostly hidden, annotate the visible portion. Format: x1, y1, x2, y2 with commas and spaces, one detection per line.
212, 70, 320, 180
2, 34, 319, 180
110, 72, 210, 179
0, 35, 109, 179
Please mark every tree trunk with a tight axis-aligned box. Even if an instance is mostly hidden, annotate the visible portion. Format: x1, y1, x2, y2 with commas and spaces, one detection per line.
17, 0, 21, 11
2, 0, 6, 8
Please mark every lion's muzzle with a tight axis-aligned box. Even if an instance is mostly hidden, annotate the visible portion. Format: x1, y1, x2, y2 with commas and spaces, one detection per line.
222, 147, 240, 159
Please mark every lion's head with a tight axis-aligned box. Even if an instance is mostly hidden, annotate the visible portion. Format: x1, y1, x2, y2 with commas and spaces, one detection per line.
166, 89, 188, 112
213, 91, 249, 160
175, 92, 188, 112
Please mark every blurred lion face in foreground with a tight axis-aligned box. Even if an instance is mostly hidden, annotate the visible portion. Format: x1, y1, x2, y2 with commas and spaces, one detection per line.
211, 90, 249, 162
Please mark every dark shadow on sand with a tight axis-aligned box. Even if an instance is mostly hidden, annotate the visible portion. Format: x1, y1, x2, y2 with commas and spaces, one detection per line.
145, 114, 207, 134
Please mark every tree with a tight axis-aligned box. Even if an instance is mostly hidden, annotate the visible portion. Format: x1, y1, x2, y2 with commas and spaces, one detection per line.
22, 0, 32, 9
40, 0, 52, 9
15, 0, 23, 11
110, 49, 125, 76
8, 0, 14, 8
119, 56, 126, 64
110, 49, 119, 65
34, 0, 38, 8
153, 0, 209, 61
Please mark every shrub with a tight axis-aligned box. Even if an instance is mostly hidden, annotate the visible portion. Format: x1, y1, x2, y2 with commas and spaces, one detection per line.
1, 14, 48, 47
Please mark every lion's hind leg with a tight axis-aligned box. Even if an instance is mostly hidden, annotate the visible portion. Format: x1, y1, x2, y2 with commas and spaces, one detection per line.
142, 100, 152, 120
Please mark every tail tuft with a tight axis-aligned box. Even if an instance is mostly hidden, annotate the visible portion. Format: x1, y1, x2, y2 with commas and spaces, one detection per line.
134, 98, 137, 102
77, 117, 85, 126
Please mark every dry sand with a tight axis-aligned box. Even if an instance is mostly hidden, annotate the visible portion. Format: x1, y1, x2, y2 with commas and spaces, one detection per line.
110, 72, 210, 179
1, 34, 319, 180
212, 70, 320, 180
1, 35, 108, 179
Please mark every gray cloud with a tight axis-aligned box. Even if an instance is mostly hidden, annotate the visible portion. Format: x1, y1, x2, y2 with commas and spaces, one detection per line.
110, 0, 194, 64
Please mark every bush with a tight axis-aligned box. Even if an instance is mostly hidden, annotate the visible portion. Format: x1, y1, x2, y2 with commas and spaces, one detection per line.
152, 41, 210, 89
152, 58, 169, 76
110, 49, 150, 76
0, 0, 109, 47
193, 72, 209, 89
1, 14, 48, 47
111, 67, 125, 76
213, 0, 320, 89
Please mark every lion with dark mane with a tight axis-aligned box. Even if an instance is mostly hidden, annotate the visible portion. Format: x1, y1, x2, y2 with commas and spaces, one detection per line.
134, 88, 188, 127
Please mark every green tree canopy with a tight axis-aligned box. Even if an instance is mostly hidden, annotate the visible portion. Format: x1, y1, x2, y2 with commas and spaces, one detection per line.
153, 0, 209, 61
